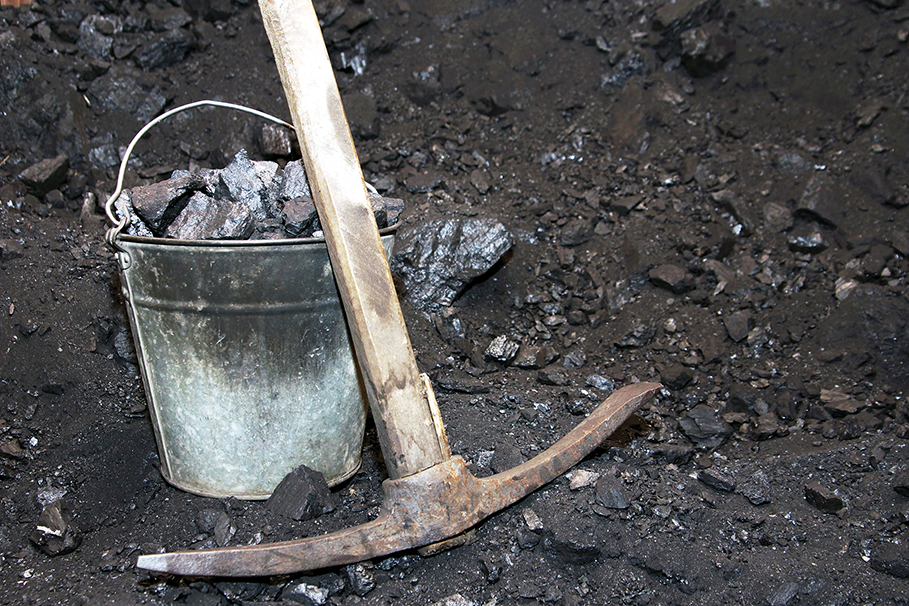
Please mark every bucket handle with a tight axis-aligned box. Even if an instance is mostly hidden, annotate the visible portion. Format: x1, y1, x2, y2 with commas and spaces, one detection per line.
104, 100, 299, 248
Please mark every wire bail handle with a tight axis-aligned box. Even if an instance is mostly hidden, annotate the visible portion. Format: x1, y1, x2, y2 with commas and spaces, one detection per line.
103, 100, 295, 249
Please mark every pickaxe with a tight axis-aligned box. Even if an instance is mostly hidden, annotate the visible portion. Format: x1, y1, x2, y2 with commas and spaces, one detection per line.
137, 0, 659, 577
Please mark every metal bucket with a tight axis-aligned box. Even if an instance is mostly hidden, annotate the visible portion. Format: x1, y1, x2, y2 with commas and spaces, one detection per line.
115, 232, 393, 499
105, 101, 392, 499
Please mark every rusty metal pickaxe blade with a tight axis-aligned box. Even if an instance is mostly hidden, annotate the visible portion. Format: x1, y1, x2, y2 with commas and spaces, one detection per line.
137, 382, 659, 577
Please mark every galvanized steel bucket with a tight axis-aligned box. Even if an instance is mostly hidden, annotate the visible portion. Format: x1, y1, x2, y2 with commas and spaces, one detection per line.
105, 102, 391, 498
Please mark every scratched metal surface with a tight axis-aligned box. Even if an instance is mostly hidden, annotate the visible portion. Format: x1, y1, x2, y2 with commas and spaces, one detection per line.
116, 233, 395, 499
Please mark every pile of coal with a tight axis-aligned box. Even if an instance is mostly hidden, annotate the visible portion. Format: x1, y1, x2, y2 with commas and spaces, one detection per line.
115, 149, 403, 240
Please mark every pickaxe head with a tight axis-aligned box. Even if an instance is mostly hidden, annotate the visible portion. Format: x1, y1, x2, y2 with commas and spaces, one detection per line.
138, 383, 659, 577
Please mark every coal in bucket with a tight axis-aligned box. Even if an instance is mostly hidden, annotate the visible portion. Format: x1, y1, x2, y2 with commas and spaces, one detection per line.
105, 101, 393, 499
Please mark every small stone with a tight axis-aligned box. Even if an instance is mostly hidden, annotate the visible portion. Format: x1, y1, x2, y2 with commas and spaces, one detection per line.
796, 173, 846, 228
430, 594, 477, 606
562, 349, 587, 368
595, 474, 630, 509
78, 15, 114, 60
377, 195, 404, 226
344, 563, 376, 597
651, 443, 694, 464
698, 468, 736, 492
478, 554, 501, 583
871, 542, 909, 579
585, 374, 615, 393
253, 160, 279, 190
213, 512, 235, 547
851, 169, 897, 208
680, 22, 735, 77
284, 582, 330, 605
135, 30, 192, 71
679, 404, 733, 448
514, 345, 560, 369
658, 363, 693, 390
405, 170, 443, 193
649, 264, 692, 294
278, 160, 312, 200
548, 531, 601, 565
196, 508, 223, 534
723, 310, 753, 343
855, 98, 886, 128
283, 196, 320, 237
610, 195, 642, 215
836, 277, 859, 301
518, 406, 540, 422
44, 189, 66, 209
762, 201, 793, 233
522, 507, 544, 531
165, 192, 255, 240
787, 227, 827, 254
805, 482, 843, 513
568, 469, 601, 490
837, 410, 883, 440
0, 438, 25, 459
767, 581, 800, 606
266, 465, 335, 521
469, 169, 490, 194
259, 123, 295, 158
129, 174, 200, 234
484, 335, 519, 364
431, 308, 465, 342
537, 368, 571, 386
18, 154, 69, 197
566, 310, 588, 325
739, 469, 771, 505
391, 219, 513, 310
617, 322, 656, 348
893, 472, 909, 497
559, 219, 592, 247
29, 500, 81, 556
217, 149, 268, 221
434, 378, 491, 394
749, 411, 781, 441
710, 189, 755, 235
115, 192, 154, 237
653, 0, 721, 34
821, 389, 867, 416
491, 442, 524, 474
862, 244, 892, 278
0, 239, 25, 260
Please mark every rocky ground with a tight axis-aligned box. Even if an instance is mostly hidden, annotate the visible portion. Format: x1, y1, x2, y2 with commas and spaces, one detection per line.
2, 0, 909, 604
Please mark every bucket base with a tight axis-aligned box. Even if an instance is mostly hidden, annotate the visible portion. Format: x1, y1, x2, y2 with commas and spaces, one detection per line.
160, 458, 362, 500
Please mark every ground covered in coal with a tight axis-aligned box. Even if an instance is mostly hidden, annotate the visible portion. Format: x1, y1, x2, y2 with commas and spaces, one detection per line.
2, 0, 909, 603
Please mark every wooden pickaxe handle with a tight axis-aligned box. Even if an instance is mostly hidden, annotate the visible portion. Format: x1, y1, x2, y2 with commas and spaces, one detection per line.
258, 0, 447, 479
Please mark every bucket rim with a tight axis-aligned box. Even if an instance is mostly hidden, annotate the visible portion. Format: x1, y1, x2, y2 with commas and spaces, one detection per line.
115, 223, 398, 248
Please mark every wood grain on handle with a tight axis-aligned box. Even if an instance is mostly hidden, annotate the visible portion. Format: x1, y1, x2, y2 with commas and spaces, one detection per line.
258, 0, 446, 478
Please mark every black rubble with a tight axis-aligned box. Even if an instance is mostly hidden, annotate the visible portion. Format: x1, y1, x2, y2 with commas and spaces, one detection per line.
117, 150, 404, 240
1, 0, 909, 603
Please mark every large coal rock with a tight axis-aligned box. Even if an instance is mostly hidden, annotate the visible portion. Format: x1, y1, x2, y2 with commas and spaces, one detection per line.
391, 219, 513, 311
